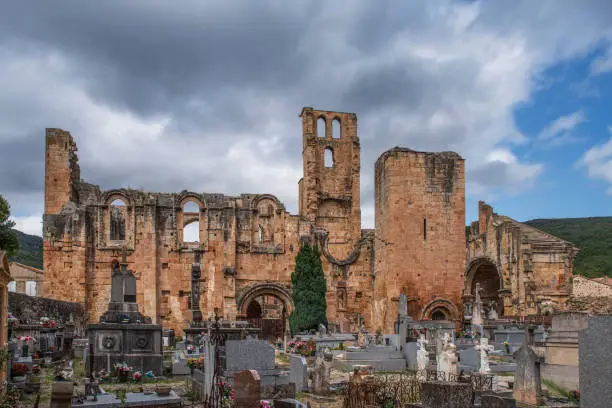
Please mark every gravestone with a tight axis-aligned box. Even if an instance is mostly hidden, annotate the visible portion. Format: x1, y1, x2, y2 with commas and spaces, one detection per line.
290, 354, 308, 392
50, 381, 74, 408
396, 291, 411, 351
513, 326, 544, 406
438, 332, 458, 378
481, 394, 516, 408
224, 339, 275, 371
234, 370, 261, 408
312, 351, 332, 394
87, 249, 163, 375
416, 334, 429, 380
475, 337, 494, 374
420, 381, 472, 408
472, 283, 484, 336
579, 315, 612, 408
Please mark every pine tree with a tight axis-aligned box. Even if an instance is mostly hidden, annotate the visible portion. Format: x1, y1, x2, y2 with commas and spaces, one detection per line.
289, 242, 328, 335
0, 194, 19, 257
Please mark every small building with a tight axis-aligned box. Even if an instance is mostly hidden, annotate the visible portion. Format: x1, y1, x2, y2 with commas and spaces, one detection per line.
7, 262, 43, 296
572, 275, 612, 298
0, 251, 13, 382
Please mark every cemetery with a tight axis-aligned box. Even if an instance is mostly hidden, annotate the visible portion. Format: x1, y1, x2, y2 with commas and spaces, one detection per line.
1, 271, 611, 408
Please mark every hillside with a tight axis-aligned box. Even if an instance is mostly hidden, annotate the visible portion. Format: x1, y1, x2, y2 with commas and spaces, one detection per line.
8, 229, 43, 270
525, 217, 612, 278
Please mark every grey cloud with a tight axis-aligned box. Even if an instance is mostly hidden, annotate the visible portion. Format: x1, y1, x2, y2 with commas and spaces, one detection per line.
1, 0, 611, 234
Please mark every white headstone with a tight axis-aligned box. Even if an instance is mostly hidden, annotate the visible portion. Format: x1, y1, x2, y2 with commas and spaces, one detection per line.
417, 334, 429, 380
437, 332, 458, 379
475, 337, 495, 374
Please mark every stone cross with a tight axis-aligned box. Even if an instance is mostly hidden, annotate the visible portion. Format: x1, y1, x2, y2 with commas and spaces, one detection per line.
472, 283, 483, 326
110, 248, 137, 304
398, 292, 408, 317
437, 332, 458, 379
191, 250, 203, 322
475, 337, 495, 374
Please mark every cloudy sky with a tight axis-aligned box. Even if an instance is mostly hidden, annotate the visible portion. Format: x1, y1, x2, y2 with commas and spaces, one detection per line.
1, 0, 612, 236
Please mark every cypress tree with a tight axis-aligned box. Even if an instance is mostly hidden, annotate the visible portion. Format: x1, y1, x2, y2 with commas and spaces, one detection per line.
289, 242, 328, 335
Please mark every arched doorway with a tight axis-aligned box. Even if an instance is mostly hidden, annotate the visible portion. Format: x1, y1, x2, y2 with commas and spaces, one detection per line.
237, 283, 293, 344
246, 300, 262, 320
421, 299, 459, 321
431, 308, 449, 320
466, 258, 503, 318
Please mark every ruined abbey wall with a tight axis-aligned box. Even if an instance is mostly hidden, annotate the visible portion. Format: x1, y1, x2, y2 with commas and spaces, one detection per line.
373, 148, 466, 330
465, 201, 579, 317
42, 109, 385, 334
43, 108, 574, 335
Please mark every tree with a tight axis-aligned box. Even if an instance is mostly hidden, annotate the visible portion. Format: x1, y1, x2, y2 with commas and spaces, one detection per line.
0, 194, 19, 257
289, 241, 328, 335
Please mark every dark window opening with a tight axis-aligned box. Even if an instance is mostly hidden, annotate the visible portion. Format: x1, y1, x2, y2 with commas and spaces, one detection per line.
423, 218, 427, 240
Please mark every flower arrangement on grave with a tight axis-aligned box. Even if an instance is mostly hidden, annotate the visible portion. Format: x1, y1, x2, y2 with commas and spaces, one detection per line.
17, 336, 36, 342
260, 400, 271, 408
114, 362, 133, 382
31, 365, 41, 375
187, 356, 204, 372
133, 371, 142, 382
218, 380, 234, 407
97, 369, 111, 383
569, 390, 580, 401
40, 317, 57, 328
503, 340, 510, 353
186, 344, 195, 354
11, 362, 29, 377
287, 340, 315, 356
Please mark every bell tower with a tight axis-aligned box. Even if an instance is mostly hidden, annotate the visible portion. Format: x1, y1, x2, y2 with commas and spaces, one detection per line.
298, 107, 361, 252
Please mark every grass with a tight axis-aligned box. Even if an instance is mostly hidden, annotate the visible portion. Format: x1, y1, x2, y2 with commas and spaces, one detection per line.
543, 379, 570, 398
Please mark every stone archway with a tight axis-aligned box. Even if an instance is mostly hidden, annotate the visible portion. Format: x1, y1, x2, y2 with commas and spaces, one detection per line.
465, 258, 504, 317
237, 283, 293, 345
421, 298, 460, 321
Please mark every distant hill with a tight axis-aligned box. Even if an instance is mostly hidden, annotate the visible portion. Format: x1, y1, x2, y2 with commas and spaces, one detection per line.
8, 229, 43, 270
525, 217, 612, 278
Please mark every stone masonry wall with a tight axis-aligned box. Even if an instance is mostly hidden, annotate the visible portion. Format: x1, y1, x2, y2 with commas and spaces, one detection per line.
9, 292, 84, 327
373, 148, 466, 331
466, 202, 579, 317
42, 109, 382, 335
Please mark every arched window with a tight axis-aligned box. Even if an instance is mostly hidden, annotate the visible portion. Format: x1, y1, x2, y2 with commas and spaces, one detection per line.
332, 118, 341, 138
109, 198, 127, 241
317, 117, 326, 138
182, 200, 200, 243
183, 200, 199, 213
183, 221, 199, 242
7, 282, 16, 293
324, 148, 334, 168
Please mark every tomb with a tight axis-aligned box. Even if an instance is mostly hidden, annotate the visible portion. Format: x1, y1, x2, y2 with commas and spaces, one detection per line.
87, 249, 163, 375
